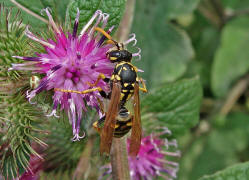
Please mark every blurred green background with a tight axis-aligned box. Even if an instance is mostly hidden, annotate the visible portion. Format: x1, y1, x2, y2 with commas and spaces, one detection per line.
1, 0, 249, 179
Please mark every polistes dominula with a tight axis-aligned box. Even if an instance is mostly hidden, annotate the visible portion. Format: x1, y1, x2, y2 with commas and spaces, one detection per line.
93, 105, 133, 138
55, 27, 147, 156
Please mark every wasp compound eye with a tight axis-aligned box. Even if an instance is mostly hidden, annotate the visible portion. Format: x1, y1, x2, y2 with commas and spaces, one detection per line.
107, 50, 121, 62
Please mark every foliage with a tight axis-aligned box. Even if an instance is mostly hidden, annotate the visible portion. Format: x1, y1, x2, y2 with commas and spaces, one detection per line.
132, 0, 194, 87
142, 77, 202, 136
0, 0, 69, 29
0, 4, 45, 179
211, 16, 249, 97
66, 0, 126, 32
199, 161, 249, 180
0, 4, 30, 80
0, 0, 249, 180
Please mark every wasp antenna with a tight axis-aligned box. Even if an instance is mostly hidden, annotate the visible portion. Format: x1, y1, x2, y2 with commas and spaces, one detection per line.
95, 27, 112, 40
94, 27, 121, 49
106, 39, 120, 50
120, 43, 124, 50
106, 39, 115, 45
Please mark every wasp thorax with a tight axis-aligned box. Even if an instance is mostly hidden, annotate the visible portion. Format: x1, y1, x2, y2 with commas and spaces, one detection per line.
107, 50, 132, 63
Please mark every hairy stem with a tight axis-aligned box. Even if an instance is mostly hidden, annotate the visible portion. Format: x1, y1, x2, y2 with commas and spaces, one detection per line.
209, 0, 225, 26
226, 8, 249, 21
111, 137, 131, 180
10, 0, 48, 24
109, 0, 136, 179
116, 0, 136, 42
220, 76, 249, 116
73, 139, 94, 180
198, 0, 225, 29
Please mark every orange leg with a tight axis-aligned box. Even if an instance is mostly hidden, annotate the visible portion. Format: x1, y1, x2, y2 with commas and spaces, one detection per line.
139, 78, 148, 93
87, 73, 106, 87
54, 87, 103, 94
95, 27, 112, 40
94, 27, 117, 45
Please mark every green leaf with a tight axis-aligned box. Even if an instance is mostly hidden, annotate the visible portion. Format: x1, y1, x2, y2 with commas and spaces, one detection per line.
142, 77, 202, 135
162, 0, 200, 19
39, 0, 70, 22
1, 0, 47, 30
199, 161, 249, 180
178, 113, 249, 180
187, 26, 220, 89
211, 16, 249, 97
1, 0, 70, 30
132, 0, 194, 88
223, 0, 249, 10
66, 0, 126, 32
184, 9, 221, 91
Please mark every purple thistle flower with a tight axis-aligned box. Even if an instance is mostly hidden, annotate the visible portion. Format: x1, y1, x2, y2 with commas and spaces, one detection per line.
8, 8, 111, 141
9, 8, 141, 141
100, 128, 180, 180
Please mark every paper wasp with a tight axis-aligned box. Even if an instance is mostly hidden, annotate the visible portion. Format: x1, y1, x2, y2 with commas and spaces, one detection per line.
55, 27, 147, 156
93, 104, 133, 138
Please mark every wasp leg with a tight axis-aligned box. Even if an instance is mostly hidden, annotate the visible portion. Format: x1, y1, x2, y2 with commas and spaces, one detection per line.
87, 73, 110, 87
99, 90, 111, 99
54, 87, 103, 94
138, 78, 148, 93
93, 115, 106, 133
97, 97, 105, 114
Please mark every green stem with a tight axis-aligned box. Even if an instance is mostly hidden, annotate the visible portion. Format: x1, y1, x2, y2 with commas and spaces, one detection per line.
220, 75, 249, 116
73, 139, 94, 180
116, 0, 136, 42
10, 0, 48, 24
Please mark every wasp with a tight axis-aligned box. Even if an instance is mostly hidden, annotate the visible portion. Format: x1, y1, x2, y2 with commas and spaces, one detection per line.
55, 27, 147, 156
93, 105, 133, 138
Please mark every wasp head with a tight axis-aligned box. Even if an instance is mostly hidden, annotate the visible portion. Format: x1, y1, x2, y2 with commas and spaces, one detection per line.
107, 50, 132, 63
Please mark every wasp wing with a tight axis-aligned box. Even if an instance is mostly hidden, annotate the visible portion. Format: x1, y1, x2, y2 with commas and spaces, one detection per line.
100, 81, 121, 155
129, 82, 142, 156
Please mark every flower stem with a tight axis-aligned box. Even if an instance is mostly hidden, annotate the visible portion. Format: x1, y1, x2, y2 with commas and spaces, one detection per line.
116, 0, 136, 42
110, 137, 131, 180
10, 0, 48, 24
110, 0, 135, 179
73, 138, 94, 179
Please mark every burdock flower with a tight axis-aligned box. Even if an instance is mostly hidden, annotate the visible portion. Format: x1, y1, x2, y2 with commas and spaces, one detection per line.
18, 154, 44, 180
100, 128, 180, 180
10, 8, 140, 141
10, 8, 113, 141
